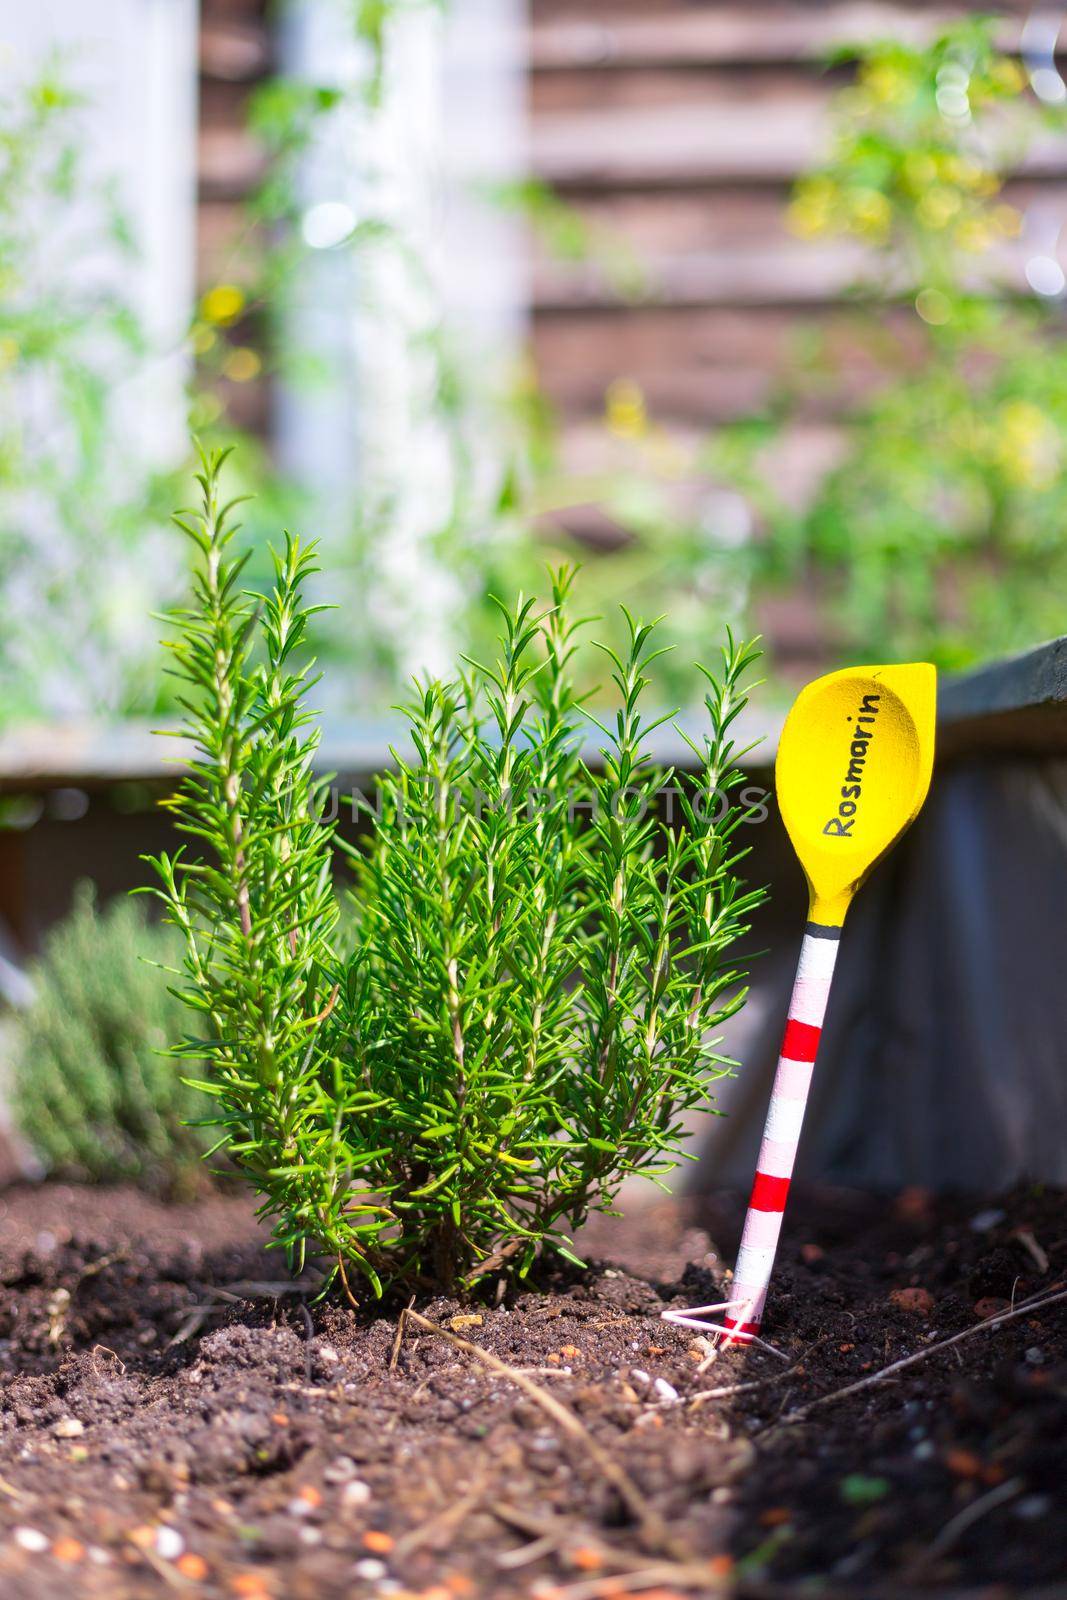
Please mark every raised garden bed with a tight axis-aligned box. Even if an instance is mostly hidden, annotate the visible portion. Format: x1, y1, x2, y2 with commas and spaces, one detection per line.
3, 523, 1067, 1599
0, 1179, 1062, 1598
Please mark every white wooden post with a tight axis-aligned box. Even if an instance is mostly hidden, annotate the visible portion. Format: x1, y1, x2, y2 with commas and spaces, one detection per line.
5, 0, 198, 465
276, 0, 527, 693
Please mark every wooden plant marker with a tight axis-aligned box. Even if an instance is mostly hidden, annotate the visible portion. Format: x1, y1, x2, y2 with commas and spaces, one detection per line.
664, 662, 937, 1350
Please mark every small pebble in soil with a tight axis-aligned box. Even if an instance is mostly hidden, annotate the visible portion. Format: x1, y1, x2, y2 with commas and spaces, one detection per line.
52, 1418, 84, 1439
155, 1526, 184, 1561
341, 1479, 372, 1509
1016, 1495, 1052, 1520
14, 1528, 48, 1553
323, 1456, 358, 1484
354, 1558, 388, 1580
890, 1287, 934, 1315
895, 1188, 933, 1223
362, 1531, 394, 1554
970, 1208, 1006, 1232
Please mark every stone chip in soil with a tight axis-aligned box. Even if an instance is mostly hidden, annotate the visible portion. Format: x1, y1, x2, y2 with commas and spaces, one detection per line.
0, 1180, 1063, 1597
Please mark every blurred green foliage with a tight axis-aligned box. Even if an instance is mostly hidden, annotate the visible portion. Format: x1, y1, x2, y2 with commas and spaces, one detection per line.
0, 66, 180, 724
11, 884, 213, 1196
186, 0, 739, 709
717, 17, 1067, 669
5, 9, 1065, 727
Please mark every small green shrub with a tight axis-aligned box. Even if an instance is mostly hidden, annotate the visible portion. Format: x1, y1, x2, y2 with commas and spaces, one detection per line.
11, 884, 213, 1195
148, 448, 765, 1298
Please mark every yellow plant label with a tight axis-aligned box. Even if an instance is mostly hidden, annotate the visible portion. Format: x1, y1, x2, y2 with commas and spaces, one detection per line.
776, 662, 937, 927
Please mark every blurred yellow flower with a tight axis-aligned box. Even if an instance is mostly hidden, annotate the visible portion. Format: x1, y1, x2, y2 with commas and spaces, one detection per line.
200, 284, 245, 326
191, 324, 216, 355
860, 60, 909, 105
0, 335, 19, 370
849, 188, 892, 238
938, 154, 967, 183
902, 153, 938, 193
787, 200, 827, 238
994, 399, 1059, 489
1000, 399, 1046, 438
605, 379, 647, 439
939, 156, 997, 196
787, 179, 835, 239
223, 347, 262, 383
954, 218, 994, 252
917, 186, 962, 229
989, 58, 1026, 96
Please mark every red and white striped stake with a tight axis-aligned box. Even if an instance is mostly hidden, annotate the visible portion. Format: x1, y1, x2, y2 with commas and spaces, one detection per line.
663, 662, 937, 1351
663, 922, 839, 1350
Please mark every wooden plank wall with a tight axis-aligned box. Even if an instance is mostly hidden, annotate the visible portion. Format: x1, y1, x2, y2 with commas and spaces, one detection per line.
193, 1, 1067, 643
197, 0, 273, 434
524, 1, 1067, 478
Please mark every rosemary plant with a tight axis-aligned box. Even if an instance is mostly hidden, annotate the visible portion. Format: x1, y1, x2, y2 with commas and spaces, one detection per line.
11, 884, 212, 1197
149, 449, 765, 1298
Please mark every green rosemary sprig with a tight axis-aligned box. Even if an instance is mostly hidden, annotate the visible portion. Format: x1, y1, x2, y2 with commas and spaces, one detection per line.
146, 446, 375, 1283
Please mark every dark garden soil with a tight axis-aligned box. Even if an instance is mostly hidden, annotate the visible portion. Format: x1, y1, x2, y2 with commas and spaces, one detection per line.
0, 1182, 1063, 1600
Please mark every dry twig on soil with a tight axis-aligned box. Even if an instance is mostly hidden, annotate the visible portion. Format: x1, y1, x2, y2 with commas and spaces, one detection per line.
688, 1335, 832, 1407
398, 1308, 690, 1561
906, 1476, 1025, 1576
770, 1283, 1067, 1429
490, 1504, 731, 1594
393, 1465, 492, 1558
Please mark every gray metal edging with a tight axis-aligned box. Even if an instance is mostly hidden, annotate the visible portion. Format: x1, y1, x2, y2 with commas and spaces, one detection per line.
938, 635, 1067, 760
2, 636, 1067, 795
